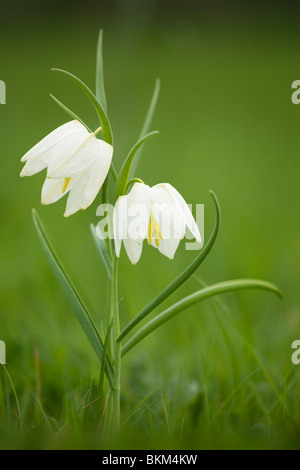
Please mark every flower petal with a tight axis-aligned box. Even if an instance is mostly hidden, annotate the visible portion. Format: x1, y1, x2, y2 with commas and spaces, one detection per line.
127, 183, 151, 242
123, 236, 144, 265
161, 183, 201, 243
20, 120, 88, 177
48, 135, 113, 179
41, 177, 70, 205
151, 236, 181, 260
150, 184, 185, 241
113, 195, 128, 258
64, 156, 111, 217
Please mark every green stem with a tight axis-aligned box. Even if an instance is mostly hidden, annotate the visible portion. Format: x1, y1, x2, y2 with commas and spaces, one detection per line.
111, 255, 121, 432
106, 281, 114, 360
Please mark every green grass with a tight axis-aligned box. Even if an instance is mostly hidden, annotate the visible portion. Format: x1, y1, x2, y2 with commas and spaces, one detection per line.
0, 10, 300, 449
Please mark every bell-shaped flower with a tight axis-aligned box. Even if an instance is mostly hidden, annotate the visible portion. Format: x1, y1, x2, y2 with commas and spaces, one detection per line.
113, 182, 201, 264
20, 120, 113, 216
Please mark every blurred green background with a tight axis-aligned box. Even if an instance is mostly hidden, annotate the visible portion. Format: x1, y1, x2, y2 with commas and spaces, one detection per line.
1, 0, 300, 449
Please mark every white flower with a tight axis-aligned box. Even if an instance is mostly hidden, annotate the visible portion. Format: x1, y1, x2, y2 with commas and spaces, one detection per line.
113, 182, 201, 264
20, 120, 113, 216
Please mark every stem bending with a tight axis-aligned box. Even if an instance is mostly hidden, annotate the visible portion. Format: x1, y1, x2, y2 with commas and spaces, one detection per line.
121, 279, 282, 356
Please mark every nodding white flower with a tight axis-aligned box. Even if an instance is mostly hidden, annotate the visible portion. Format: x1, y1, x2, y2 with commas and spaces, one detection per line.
20, 120, 113, 217
113, 182, 201, 264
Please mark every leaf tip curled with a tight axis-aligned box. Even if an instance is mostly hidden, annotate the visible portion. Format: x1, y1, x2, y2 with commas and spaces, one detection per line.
274, 286, 284, 299
259, 281, 283, 299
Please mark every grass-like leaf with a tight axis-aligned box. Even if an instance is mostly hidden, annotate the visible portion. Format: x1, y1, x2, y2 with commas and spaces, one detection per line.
121, 279, 282, 356
118, 190, 221, 343
1, 365, 22, 432
90, 223, 112, 281
49, 94, 92, 132
51, 68, 113, 145
130, 78, 161, 177
32, 209, 114, 388
116, 131, 159, 199
95, 30, 107, 112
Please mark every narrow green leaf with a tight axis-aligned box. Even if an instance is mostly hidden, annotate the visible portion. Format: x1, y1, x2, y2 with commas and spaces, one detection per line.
95, 30, 107, 112
51, 68, 113, 145
1, 365, 22, 431
110, 163, 117, 181
90, 223, 112, 281
120, 387, 159, 428
211, 369, 260, 424
50, 94, 92, 132
32, 209, 114, 388
121, 279, 282, 356
118, 190, 220, 343
116, 131, 159, 199
131, 79, 160, 177
32, 393, 53, 434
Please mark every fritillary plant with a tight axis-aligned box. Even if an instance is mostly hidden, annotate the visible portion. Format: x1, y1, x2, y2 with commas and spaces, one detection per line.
20, 31, 281, 436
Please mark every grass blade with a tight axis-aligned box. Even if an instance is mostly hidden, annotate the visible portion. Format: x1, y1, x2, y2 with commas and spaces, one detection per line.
131, 78, 160, 177
121, 279, 282, 356
1, 364, 22, 432
32, 209, 114, 388
206, 286, 289, 416
120, 386, 159, 429
32, 393, 53, 435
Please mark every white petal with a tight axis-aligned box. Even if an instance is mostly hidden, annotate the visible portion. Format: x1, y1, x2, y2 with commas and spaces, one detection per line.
161, 183, 201, 243
20, 158, 48, 177
113, 184, 150, 264
113, 195, 128, 258
123, 236, 144, 265
151, 237, 181, 260
127, 183, 151, 242
63, 172, 90, 217
48, 135, 113, 178
41, 177, 70, 205
21, 120, 85, 162
20, 121, 88, 177
63, 157, 111, 217
150, 184, 185, 240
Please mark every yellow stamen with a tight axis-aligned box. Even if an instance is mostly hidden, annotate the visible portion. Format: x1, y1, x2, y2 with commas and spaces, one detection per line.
93, 126, 102, 136
147, 220, 163, 247
62, 177, 71, 193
